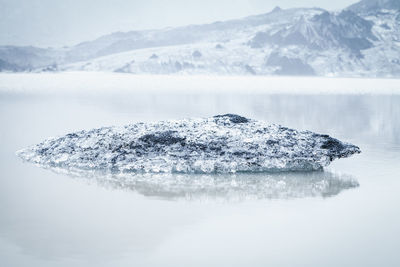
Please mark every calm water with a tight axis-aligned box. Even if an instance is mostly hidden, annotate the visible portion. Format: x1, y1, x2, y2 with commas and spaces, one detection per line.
1, 84, 400, 266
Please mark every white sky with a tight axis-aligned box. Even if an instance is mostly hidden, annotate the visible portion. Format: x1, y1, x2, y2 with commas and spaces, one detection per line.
0, 0, 360, 48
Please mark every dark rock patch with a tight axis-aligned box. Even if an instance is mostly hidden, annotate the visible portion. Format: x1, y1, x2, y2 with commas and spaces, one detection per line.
139, 131, 185, 146
149, 53, 159, 59
192, 50, 202, 58
214, 114, 249, 124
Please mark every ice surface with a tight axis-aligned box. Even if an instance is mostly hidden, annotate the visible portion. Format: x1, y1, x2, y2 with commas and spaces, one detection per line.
17, 114, 360, 174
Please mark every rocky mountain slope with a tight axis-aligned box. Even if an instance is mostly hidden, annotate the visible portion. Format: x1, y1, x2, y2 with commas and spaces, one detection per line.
1, 0, 399, 77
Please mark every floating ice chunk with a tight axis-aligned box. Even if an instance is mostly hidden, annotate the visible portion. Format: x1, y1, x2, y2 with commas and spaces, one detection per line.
17, 114, 361, 174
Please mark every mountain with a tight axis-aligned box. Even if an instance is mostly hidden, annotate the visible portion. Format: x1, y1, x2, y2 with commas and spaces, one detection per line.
250, 10, 376, 53
1, 0, 400, 77
0, 46, 63, 70
347, 0, 400, 15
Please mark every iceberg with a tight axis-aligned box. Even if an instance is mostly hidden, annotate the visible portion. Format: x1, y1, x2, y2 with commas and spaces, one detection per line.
17, 114, 361, 174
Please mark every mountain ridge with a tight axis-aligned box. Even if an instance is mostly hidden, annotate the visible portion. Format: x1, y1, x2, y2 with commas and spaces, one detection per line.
347, 0, 400, 14
1, 1, 399, 77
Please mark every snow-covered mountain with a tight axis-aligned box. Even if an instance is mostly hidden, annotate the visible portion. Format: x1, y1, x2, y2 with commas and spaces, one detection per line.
347, 0, 400, 14
1, 0, 400, 77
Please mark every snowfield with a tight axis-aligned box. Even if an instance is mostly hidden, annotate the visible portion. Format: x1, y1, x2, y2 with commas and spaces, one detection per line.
1, 72, 400, 95
1, 1, 400, 77
58, 7, 400, 78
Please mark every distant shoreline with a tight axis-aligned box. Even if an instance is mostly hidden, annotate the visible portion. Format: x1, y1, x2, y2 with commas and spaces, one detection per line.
1, 72, 399, 95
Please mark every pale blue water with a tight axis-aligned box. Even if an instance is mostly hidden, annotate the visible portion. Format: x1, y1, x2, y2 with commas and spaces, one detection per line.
0, 89, 399, 266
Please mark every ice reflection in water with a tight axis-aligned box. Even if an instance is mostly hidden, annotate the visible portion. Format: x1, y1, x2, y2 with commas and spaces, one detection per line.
43, 167, 359, 201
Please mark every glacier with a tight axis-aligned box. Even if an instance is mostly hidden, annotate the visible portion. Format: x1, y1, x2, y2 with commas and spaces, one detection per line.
17, 114, 361, 174
1, 0, 400, 77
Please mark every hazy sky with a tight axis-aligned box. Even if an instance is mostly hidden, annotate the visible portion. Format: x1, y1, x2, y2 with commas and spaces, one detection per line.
0, 0, 360, 48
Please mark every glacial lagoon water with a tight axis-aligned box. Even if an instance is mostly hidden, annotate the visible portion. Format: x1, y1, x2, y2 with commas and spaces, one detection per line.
0, 74, 399, 266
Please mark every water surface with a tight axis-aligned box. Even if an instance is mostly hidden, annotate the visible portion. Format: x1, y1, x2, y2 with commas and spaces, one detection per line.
0, 78, 399, 266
